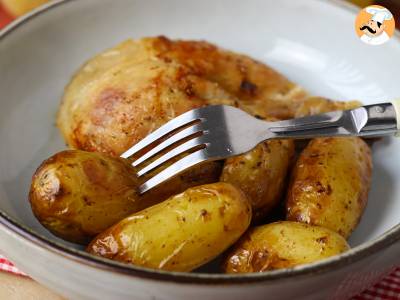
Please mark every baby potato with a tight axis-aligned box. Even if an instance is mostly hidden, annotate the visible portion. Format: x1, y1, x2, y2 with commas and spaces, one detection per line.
220, 140, 294, 222
286, 137, 372, 238
87, 183, 252, 272
223, 221, 349, 273
29, 150, 222, 244
29, 150, 143, 244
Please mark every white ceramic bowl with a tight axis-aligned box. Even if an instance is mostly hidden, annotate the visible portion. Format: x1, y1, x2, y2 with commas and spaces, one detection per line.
1, 0, 400, 299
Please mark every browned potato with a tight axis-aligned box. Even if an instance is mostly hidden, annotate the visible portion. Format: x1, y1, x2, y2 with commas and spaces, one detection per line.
29, 150, 221, 244
223, 221, 349, 273
220, 140, 294, 222
286, 137, 372, 238
87, 183, 252, 272
29, 150, 141, 244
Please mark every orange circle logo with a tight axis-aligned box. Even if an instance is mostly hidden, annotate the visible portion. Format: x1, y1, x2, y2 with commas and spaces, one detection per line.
355, 5, 395, 46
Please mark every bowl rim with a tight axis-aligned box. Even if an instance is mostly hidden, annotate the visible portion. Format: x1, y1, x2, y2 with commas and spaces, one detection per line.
1, 0, 400, 285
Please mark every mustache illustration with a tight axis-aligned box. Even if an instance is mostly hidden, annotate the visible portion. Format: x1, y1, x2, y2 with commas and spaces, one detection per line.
360, 25, 376, 34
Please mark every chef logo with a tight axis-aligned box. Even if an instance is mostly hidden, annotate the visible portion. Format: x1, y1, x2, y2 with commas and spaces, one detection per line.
355, 5, 395, 46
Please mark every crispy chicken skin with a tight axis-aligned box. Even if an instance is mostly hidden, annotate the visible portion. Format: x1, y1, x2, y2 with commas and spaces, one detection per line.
294, 96, 361, 117
58, 57, 236, 156
57, 36, 308, 155
148, 37, 308, 119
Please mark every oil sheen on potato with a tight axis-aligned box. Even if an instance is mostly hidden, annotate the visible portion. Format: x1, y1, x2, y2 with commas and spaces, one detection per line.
87, 182, 252, 272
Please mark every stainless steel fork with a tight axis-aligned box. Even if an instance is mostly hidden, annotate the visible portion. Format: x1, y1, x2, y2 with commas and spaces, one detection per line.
121, 102, 400, 194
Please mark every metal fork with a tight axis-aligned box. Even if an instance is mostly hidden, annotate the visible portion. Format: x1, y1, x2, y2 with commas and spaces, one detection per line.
121, 102, 400, 193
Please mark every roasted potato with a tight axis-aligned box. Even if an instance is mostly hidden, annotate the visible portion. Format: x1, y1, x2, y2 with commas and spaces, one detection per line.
286, 137, 372, 238
29, 150, 141, 244
87, 183, 252, 272
223, 221, 349, 273
29, 150, 222, 244
220, 140, 294, 222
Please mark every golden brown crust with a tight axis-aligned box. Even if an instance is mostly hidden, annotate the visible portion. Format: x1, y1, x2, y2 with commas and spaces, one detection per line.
294, 96, 361, 117
149, 37, 308, 119
57, 37, 308, 156
58, 58, 235, 156
286, 137, 372, 238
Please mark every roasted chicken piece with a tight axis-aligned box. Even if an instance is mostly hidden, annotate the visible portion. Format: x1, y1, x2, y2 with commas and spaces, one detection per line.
58, 58, 236, 156
58, 36, 308, 156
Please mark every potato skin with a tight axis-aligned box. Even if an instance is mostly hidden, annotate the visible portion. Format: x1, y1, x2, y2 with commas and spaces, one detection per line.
286, 137, 372, 238
29, 150, 222, 244
87, 183, 252, 272
29, 150, 143, 244
220, 140, 294, 222
223, 221, 349, 273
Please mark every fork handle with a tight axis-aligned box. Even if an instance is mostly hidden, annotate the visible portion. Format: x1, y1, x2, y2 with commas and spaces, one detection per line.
391, 99, 400, 136
267, 101, 399, 139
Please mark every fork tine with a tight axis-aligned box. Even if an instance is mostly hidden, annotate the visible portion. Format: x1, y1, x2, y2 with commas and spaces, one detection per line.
120, 110, 199, 159
132, 123, 203, 167
139, 150, 207, 193
136, 138, 205, 177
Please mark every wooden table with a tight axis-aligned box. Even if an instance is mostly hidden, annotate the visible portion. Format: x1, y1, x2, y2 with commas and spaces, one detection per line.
0, 272, 63, 299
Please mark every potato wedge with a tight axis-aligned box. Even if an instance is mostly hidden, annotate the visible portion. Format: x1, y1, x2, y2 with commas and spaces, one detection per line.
87, 183, 252, 272
220, 140, 294, 222
286, 137, 372, 238
29, 150, 222, 244
223, 221, 349, 273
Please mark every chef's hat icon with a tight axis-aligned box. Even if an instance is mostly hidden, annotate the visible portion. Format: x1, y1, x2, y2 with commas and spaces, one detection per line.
366, 6, 393, 24
355, 5, 395, 46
